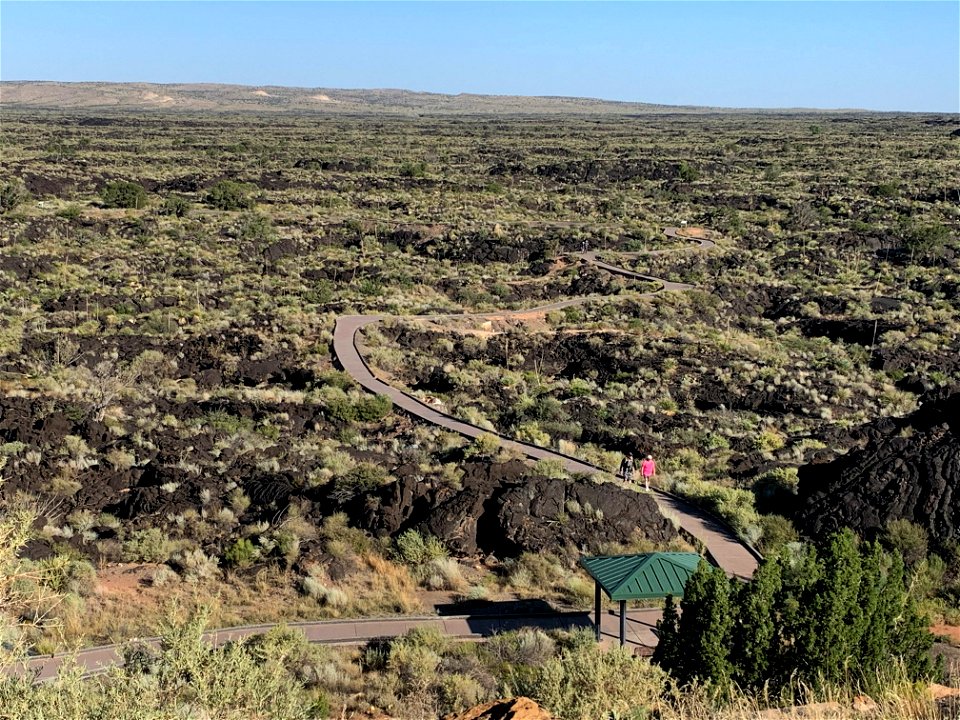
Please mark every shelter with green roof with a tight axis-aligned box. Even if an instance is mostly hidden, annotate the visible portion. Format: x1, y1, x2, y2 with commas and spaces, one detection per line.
579, 552, 703, 646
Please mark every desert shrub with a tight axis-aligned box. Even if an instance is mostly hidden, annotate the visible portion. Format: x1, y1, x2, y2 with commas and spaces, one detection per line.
121, 527, 173, 563
422, 557, 466, 591
158, 193, 190, 217
0, 180, 28, 213
510, 643, 668, 720
301, 575, 350, 610
235, 211, 276, 242
100, 180, 147, 209
506, 553, 567, 594
465, 433, 500, 458
388, 639, 441, 693
485, 628, 556, 667
670, 478, 761, 542
435, 673, 485, 715
344, 463, 387, 493
0, 613, 321, 718
884, 518, 928, 568
534, 457, 566, 479
757, 514, 798, 553
753, 467, 799, 508
678, 161, 700, 182
398, 160, 428, 178
355, 394, 393, 422
175, 548, 220, 583
394, 529, 447, 566
223, 538, 259, 569
206, 179, 254, 210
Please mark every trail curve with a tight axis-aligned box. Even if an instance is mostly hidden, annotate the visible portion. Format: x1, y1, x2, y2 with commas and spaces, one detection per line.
334, 227, 760, 580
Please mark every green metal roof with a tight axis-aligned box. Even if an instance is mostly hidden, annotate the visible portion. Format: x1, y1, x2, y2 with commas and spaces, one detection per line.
579, 552, 704, 601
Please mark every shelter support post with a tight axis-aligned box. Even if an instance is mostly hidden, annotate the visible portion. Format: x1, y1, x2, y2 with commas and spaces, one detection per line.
594, 581, 602, 642
619, 600, 626, 647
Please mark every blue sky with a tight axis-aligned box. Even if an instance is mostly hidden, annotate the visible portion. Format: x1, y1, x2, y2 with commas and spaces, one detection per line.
2, 2, 958, 112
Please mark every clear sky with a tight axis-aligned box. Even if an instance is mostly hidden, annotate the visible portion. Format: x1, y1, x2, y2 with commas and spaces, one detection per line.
2, 1, 958, 112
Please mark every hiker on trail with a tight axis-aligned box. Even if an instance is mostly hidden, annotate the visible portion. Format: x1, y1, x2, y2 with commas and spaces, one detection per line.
619, 453, 635, 483
640, 455, 656, 491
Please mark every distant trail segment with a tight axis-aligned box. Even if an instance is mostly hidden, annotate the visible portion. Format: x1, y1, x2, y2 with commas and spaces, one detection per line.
333, 227, 760, 581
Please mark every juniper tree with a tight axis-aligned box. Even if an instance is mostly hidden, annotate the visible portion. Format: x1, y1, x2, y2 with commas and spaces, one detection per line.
730, 555, 782, 689
673, 561, 733, 687
652, 593, 681, 673
808, 529, 863, 685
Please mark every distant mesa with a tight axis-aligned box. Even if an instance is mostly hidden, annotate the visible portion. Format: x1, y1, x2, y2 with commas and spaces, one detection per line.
0, 80, 856, 115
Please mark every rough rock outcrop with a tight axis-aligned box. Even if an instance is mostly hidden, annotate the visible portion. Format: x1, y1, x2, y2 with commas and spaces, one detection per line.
358, 460, 677, 559
443, 697, 553, 720
794, 390, 959, 545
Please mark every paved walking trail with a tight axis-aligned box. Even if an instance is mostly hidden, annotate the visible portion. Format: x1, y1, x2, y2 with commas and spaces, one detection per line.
334, 227, 760, 581
12, 608, 663, 681
8, 227, 760, 683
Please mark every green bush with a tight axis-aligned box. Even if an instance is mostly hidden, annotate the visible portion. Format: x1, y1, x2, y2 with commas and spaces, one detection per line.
0, 613, 320, 718
100, 180, 147, 209
0, 180, 28, 213
510, 642, 668, 720
398, 161, 427, 178
757, 514, 798, 553
394, 529, 447, 566
654, 531, 939, 693
224, 538, 258, 568
884, 518, 928, 568
121, 527, 173, 563
206, 179, 254, 210
158, 194, 190, 217
355, 394, 393, 422
670, 478, 761, 542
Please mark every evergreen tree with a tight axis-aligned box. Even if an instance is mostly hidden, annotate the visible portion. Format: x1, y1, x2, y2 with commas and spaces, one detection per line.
771, 542, 820, 689
652, 593, 681, 673
730, 555, 782, 689
808, 529, 863, 684
675, 562, 733, 687
654, 533, 938, 693
855, 541, 886, 678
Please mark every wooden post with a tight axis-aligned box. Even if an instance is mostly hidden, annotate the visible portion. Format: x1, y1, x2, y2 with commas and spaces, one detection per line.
594, 581, 602, 642
619, 600, 626, 647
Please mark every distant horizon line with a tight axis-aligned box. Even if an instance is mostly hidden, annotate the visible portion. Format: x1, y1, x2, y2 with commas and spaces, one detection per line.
3, 79, 958, 115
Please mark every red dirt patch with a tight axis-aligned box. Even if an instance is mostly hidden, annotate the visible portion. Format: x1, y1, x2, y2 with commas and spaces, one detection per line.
96, 563, 160, 597
932, 623, 960, 646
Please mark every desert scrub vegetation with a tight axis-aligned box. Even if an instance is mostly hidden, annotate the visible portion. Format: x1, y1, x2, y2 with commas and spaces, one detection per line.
1, 613, 332, 720
5, 616, 954, 719
0, 108, 958, 655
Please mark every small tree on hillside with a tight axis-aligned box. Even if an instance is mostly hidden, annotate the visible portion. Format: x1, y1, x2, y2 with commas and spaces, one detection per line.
100, 180, 147, 209
0, 180, 28, 214
206, 180, 254, 211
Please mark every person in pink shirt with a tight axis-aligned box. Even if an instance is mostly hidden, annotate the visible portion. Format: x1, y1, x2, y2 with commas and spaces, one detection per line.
640, 455, 656, 491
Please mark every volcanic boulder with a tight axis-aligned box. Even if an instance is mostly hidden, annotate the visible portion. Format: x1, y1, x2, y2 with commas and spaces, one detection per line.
358, 460, 677, 559
793, 390, 960, 546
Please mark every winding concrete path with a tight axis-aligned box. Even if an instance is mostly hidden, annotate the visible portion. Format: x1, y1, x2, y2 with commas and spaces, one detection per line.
6, 228, 759, 684
333, 227, 760, 581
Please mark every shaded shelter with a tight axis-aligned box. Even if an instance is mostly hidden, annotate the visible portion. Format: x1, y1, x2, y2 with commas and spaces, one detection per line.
579, 552, 703, 646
